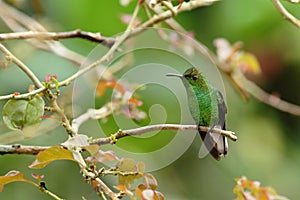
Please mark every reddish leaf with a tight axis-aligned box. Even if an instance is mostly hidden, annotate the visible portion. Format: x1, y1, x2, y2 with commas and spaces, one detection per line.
144, 173, 158, 190
41, 115, 56, 119
13, 92, 20, 96
96, 80, 125, 97
135, 184, 147, 198
92, 180, 100, 191
233, 176, 289, 200
44, 74, 51, 82
0, 171, 35, 192
29, 146, 77, 169
154, 191, 165, 200
128, 98, 143, 106
31, 173, 44, 181
86, 150, 119, 163
114, 185, 134, 197
120, 14, 141, 27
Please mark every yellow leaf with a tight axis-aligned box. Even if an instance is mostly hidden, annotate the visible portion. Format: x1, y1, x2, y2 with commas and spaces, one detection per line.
235, 52, 261, 74
82, 144, 100, 155
0, 170, 35, 192
29, 146, 77, 169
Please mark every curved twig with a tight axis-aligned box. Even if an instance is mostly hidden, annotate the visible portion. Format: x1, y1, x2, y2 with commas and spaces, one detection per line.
0, 43, 43, 88
272, 0, 300, 28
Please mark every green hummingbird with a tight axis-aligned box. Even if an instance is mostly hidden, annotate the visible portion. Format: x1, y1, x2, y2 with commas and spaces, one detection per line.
167, 67, 228, 160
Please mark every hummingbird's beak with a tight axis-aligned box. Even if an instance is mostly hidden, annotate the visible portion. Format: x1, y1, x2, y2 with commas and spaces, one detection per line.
166, 73, 183, 78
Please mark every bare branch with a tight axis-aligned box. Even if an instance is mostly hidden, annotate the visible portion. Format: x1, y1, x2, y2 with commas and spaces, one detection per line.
0, 43, 43, 88
0, 30, 115, 47
72, 102, 115, 133
0, 87, 45, 101
233, 72, 300, 115
0, 144, 49, 155
133, 0, 220, 35
58, 2, 142, 87
272, 0, 300, 28
0, 1, 85, 64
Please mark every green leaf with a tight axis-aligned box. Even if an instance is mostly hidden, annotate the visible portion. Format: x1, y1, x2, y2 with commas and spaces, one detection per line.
0, 170, 35, 192
117, 158, 143, 188
29, 146, 78, 169
2, 95, 44, 131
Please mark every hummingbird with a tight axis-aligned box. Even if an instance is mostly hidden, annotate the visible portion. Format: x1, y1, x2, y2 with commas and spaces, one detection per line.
167, 67, 228, 160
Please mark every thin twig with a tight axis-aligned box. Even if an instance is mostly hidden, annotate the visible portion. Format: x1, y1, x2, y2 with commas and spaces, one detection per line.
0, 87, 45, 101
272, 0, 300, 28
0, 1, 85, 64
39, 187, 64, 200
233, 72, 300, 115
83, 168, 119, 200
44, 89, 75, 136
0, 43, 43, 88
149, 2, 300, 115
0, 30, 115, 47
58, 2, 141, 88
133, 0, 220, 35
72, 102, 116, 133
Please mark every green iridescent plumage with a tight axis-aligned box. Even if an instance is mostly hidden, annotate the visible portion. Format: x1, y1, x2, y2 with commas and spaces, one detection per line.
167, 67, 228, 160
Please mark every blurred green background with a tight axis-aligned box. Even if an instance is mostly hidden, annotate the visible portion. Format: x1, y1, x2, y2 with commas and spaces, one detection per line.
0, 0, 300, 199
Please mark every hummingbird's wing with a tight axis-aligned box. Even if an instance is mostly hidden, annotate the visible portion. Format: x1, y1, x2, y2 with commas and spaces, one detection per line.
215, 90, 228, 156
216, 90, 227, 129
198, 90, 228, 160
198, 125, 227, 160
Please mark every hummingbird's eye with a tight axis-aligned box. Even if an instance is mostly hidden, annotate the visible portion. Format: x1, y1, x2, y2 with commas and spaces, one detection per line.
192, 75, 198, 80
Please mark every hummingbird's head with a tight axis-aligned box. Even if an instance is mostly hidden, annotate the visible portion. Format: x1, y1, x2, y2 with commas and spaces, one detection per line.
166, 67, 203, 86
183, 67, 200, 85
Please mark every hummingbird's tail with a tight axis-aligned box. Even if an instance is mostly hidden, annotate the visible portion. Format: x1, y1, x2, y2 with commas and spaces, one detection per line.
198, 125, 228, 160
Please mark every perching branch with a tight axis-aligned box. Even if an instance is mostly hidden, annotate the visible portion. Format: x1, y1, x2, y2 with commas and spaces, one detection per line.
91, 124, 237, 145
271, 0, 300, 28
0, 124, 236, 156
